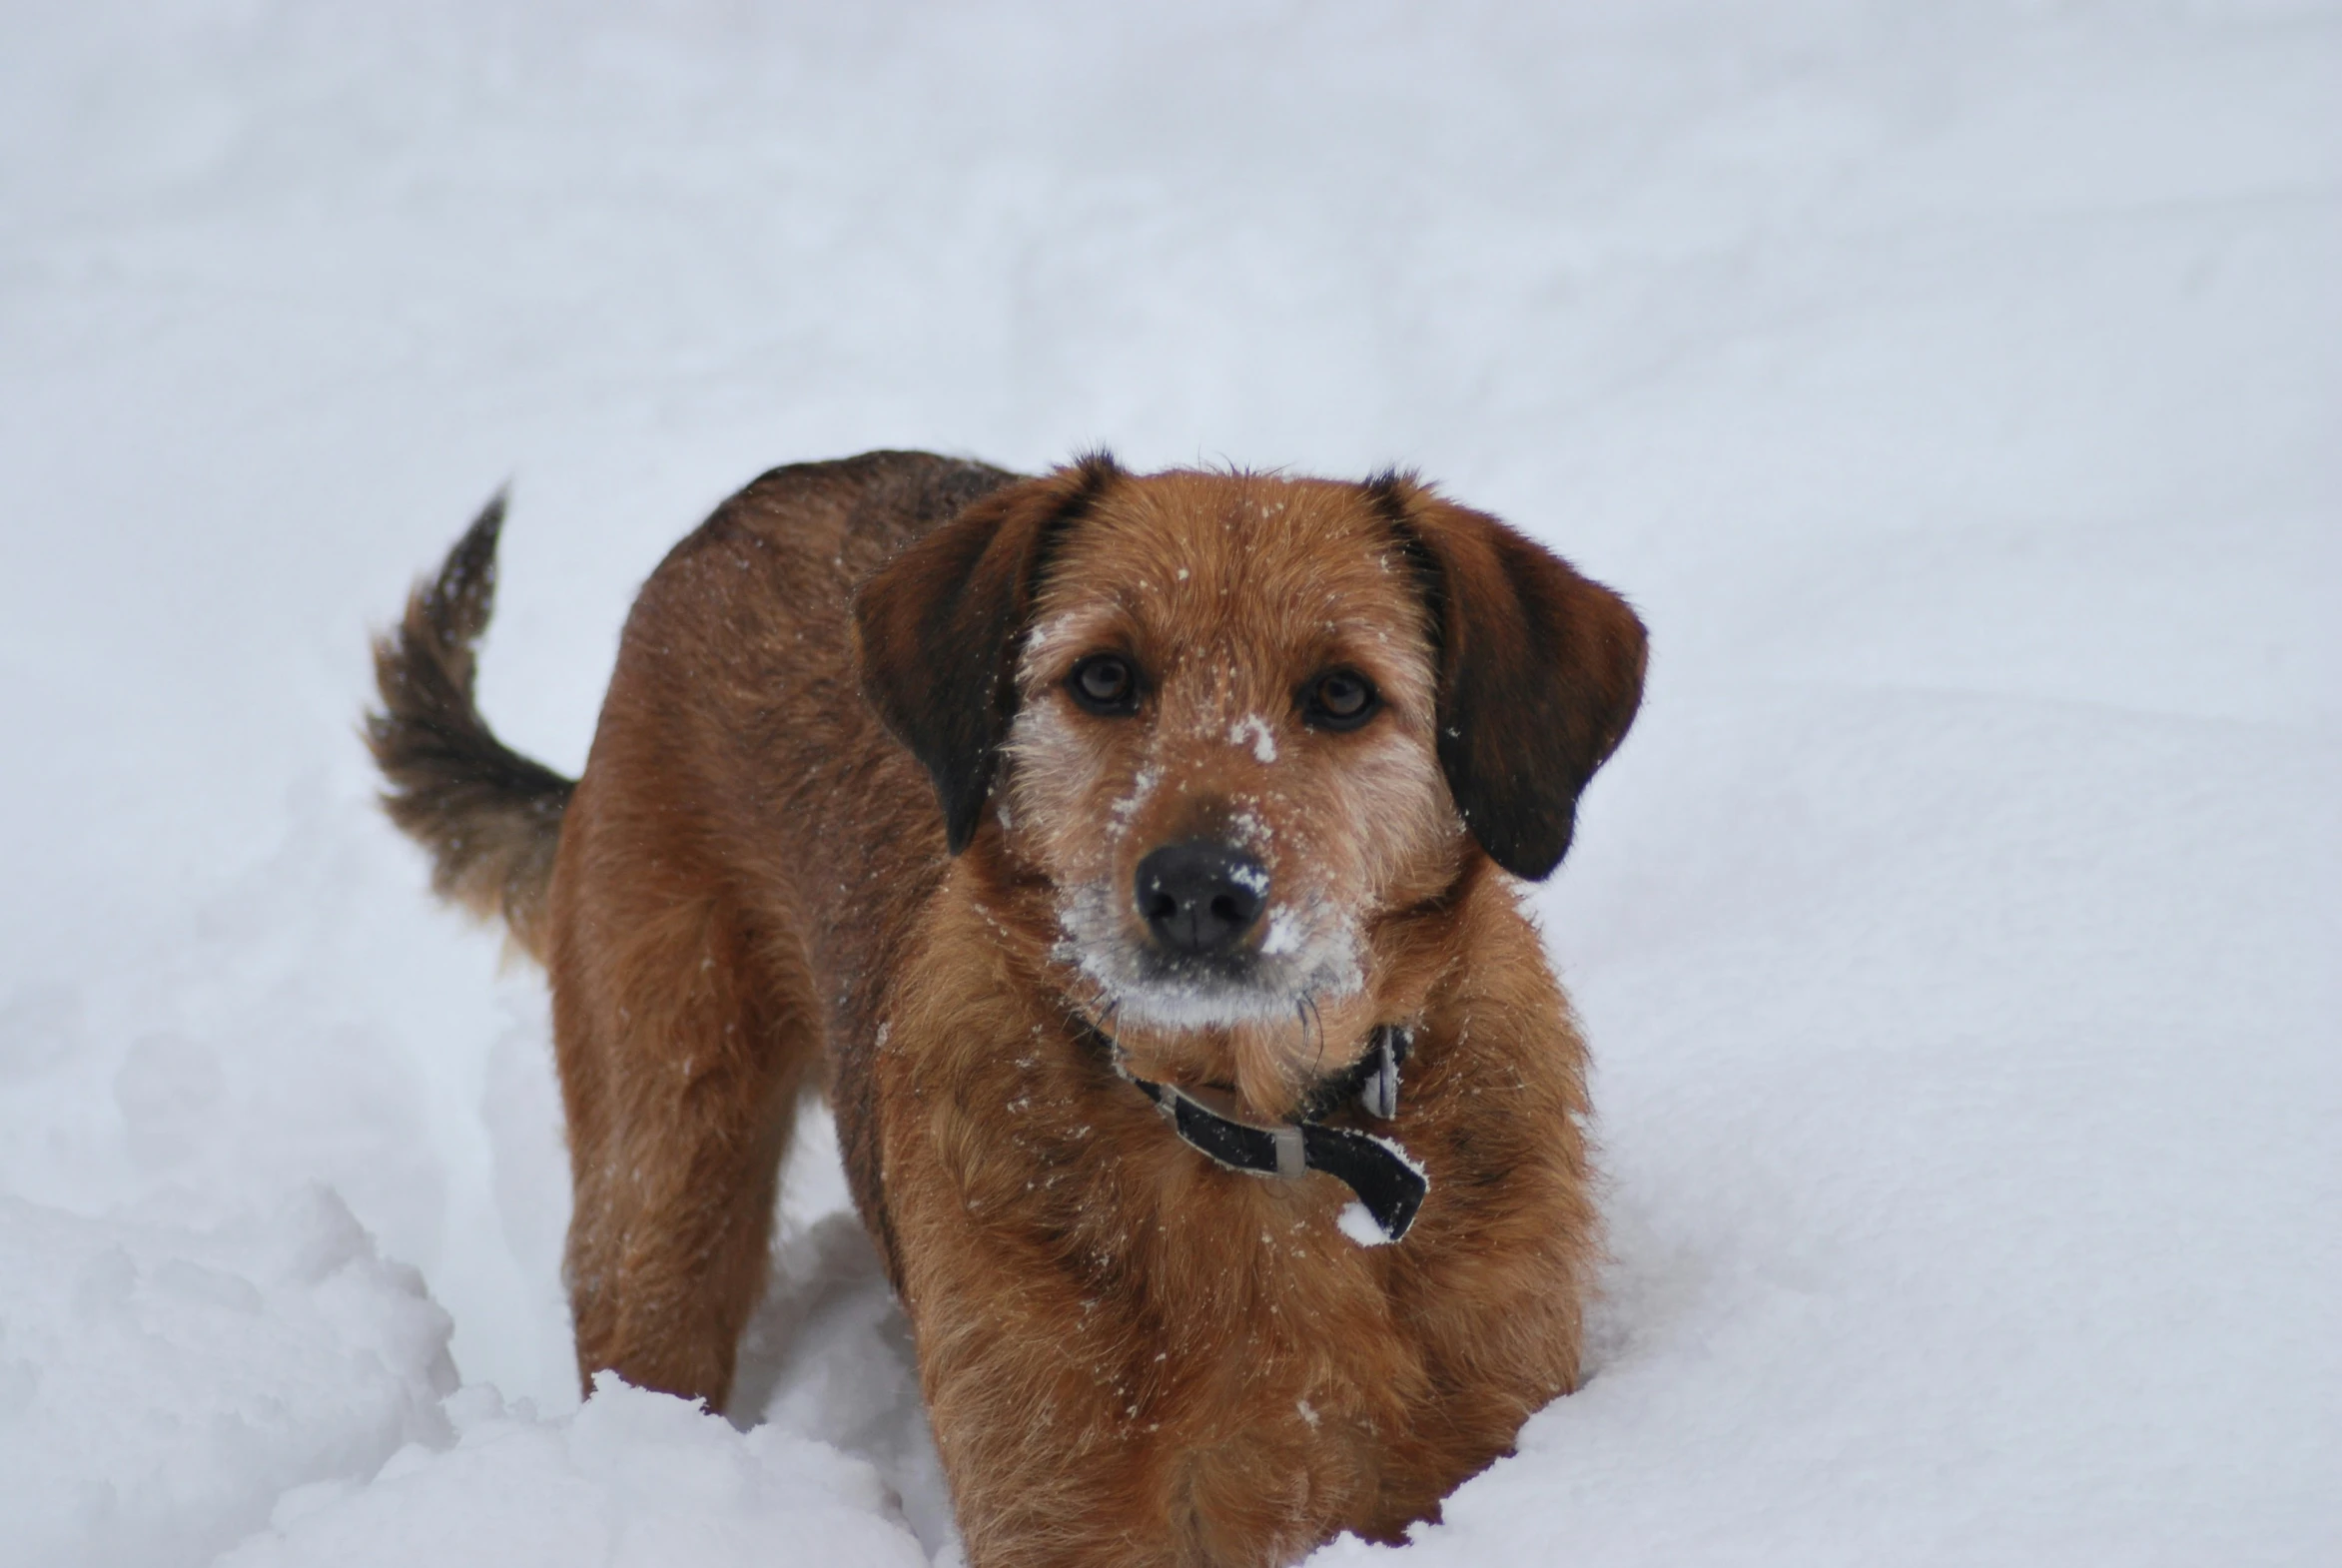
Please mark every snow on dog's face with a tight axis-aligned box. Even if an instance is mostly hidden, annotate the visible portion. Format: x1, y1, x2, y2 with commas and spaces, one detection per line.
855, 456, 1646, 1120
999, 472, 1460, 1116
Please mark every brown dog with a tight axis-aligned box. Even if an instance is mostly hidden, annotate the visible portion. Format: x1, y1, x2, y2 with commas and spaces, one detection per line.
368, 450, 1645, 1567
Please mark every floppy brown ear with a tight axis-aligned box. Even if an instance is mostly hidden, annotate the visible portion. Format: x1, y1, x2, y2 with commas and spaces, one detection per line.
854, 454, 1119, 853
1369, 473, 1647, 881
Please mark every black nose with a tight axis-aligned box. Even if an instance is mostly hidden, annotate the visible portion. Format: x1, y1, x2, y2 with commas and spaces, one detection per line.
1135, 840, 1268, 957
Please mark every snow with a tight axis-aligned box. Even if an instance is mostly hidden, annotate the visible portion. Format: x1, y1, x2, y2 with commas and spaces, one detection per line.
216, 1374, 928, 1568
1335, 1201, 1394, 1250
0, 1187, 455, 1568
1262, 909, 1305, 957
1229, 715, 1280, 764
2, 2, 2337, 1565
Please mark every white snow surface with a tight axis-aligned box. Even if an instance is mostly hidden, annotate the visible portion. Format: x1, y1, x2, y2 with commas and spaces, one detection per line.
216, 1372, 928, 1568
3, 2, 2337, 1564
0, 1187, 456, 1568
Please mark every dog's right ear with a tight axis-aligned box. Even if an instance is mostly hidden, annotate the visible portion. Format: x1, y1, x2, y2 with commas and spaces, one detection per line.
855, 454, 1120, 853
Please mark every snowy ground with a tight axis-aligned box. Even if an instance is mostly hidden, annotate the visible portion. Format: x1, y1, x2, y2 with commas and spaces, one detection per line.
3, 2, 2337, 1564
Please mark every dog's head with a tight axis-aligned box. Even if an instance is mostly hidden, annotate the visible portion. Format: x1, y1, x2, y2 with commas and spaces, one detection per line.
856, 455, 1644, 1114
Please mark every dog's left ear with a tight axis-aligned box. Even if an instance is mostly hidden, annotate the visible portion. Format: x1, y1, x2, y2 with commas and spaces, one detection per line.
1368, 473, 1647, 881
855, 454, 1120, 853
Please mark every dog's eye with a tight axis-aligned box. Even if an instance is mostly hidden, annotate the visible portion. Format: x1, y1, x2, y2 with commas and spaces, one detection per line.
1302, 669, 1380, 731
1068, 654, 1141, 715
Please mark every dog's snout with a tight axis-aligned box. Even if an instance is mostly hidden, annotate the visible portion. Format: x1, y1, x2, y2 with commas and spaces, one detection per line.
1135, 840, 1267, 957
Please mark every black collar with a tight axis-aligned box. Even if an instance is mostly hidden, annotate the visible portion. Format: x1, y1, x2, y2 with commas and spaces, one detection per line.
1106, 1024, 1428, 1243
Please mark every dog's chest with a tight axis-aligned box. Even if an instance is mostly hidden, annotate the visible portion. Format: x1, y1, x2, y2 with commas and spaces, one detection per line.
983, 1047, 1434, 1414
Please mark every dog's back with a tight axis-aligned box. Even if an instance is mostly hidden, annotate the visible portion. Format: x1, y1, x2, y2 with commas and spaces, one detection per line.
369, 451, 1013, 967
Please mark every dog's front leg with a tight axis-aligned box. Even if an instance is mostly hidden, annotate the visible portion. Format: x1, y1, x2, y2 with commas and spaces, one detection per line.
887, 1187, 1284, 1566
874, 1022, 1349, 1567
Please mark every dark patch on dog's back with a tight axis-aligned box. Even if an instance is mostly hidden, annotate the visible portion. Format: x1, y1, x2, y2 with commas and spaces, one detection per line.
747, 449, 1023, 554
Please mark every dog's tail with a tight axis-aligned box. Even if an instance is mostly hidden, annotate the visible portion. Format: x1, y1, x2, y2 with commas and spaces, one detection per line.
366, 491, 574, 963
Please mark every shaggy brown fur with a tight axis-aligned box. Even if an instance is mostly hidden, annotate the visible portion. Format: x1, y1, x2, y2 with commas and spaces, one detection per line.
368, 450, 1645, 1568
367, 490, 572, 962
